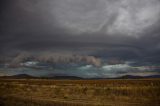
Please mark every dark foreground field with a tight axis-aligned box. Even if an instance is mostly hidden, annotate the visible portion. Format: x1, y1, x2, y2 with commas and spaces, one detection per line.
0, 79, 160, 106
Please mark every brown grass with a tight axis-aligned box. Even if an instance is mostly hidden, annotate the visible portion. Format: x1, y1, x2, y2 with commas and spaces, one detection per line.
0, 79, 160, 106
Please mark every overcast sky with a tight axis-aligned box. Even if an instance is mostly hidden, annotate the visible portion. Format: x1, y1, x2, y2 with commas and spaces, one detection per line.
0, 0, 160, 64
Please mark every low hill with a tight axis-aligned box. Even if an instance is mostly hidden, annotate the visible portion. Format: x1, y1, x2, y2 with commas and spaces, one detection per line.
0, 74, 160, 79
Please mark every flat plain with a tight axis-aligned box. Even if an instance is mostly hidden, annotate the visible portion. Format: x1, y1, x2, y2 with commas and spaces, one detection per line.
0, 79, 160, 106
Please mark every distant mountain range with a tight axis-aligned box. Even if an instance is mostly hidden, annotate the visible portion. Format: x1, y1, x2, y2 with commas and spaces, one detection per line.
0, 74, 83, 80
0, 74, 37, 79
116, 75, 160, 79
0, 74, 160, 79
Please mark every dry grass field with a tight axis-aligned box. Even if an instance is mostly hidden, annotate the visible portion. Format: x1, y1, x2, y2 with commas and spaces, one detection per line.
0, 79, 160, 106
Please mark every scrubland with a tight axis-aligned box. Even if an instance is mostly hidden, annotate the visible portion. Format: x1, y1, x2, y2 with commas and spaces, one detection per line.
0, 79, 160, 106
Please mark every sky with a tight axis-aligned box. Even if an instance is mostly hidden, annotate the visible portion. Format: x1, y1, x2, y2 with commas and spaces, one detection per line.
0, 0, 160, 78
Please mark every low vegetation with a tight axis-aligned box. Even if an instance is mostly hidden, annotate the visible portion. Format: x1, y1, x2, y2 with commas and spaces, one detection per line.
0, 79, 160, 106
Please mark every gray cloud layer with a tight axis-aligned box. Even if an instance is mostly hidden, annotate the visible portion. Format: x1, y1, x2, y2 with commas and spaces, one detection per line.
8, 52, 101, 67
54, 0, 160, 37
0, 0, 160, 65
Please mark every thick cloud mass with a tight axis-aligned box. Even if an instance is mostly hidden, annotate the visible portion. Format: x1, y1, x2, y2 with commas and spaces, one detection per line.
54, 0, 160, 37
0, 0, 160, 77
8, 52, 101, 67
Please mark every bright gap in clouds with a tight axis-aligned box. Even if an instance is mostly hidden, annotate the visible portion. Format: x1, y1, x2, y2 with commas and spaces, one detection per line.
1, 63, 159, 78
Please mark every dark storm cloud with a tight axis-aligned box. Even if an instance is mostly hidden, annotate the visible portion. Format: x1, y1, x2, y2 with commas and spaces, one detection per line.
0, 0, 160, 64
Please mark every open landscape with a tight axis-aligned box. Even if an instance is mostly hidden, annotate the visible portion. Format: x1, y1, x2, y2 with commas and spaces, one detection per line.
1, 0, 160, 106
0, 78, 160, 106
